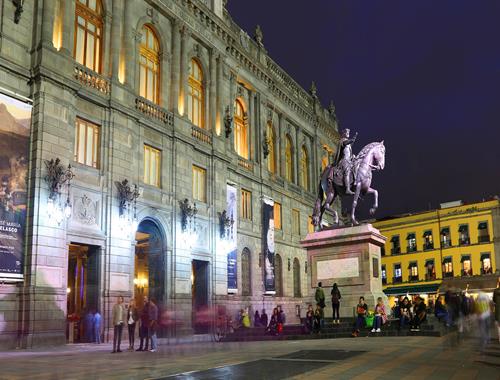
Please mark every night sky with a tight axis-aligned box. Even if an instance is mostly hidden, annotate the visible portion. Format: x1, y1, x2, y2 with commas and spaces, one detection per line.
227, 1, 500, 218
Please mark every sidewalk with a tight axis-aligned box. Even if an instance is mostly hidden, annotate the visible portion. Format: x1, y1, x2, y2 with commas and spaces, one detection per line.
0, 333, 498, 379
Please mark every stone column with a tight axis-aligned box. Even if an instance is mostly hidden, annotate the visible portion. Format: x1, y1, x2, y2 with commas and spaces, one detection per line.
61, 0, 76, 55
209, 51, 217, 132
110, 0, 123, 81
123, 0, 134, 86
295, 126, 300, 185
278, 112, 285, 178
215, 54, 223, 136
41, 0, 56, 46
179, 26, 190, 117
170, 19, 181, 113
248, 88, 254, 160
102, 11, 113, 77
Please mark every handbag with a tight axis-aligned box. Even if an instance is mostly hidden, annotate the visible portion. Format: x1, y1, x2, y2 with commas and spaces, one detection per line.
365, 315, 374, 328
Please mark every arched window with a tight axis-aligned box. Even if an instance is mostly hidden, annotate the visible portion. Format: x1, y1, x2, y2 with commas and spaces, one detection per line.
285, 135, 294, 182
241, 248, 251, 296
234, 99, 248, 159
293, 258, 301, 297
188, 59, 204, 128
139, 25, 160, 104
266, 122, 276, 173
275, 254, 283, 297
300, 146, 309, 190
74, 0, 103, 73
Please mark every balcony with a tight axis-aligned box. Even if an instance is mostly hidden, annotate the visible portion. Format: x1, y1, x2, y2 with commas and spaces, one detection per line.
74, 64, 110, 94
407, 245, 417, 253
443, 271, 454, 278
461, 269, 473, 277
409, 275, 419, 282
478, 235, 490, 243
135, 97, 174, 125
393, 276, 403, 284
425, 273, 437, 281
423, 242, 434, 251
458, 237, 470, 246
191, 125, 212, 145
238, 158, 253, 171
391, 247, 401, 255
441, 240, 452, 248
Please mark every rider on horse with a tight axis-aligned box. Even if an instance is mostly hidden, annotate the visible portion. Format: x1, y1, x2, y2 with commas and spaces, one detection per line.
334, 128, 357, 195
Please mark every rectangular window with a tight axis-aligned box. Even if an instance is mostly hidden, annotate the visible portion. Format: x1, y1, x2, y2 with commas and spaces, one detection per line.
478, 222, 489, 243
407, 232, 417, 252
425, 260, 436, 281
458, 224, 470, 246
144, 145, 161, 187
409, 262, 418, 281
274, 202, 282, 230
441, 227, 451, 248
240, 189, 252, 220
394, 263, 402, 283
481, 253, 492, 274
423, 230, 434, 250
391, 235, 401, 255
74, 118, 100, 168
192, 165, 206, 203
381, 265, 387, 285
461, 255, 472, 276
307, 216, 315, 234
292, 209, 300, 235
443, 257, 453, 278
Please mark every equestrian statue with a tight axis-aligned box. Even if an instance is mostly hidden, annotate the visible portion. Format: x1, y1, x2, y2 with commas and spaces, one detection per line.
312, 128, 386, 228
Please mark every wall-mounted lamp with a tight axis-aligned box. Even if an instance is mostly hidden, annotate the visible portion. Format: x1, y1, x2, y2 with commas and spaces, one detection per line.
116, 179, 140, 234
12, 0, 24, 24
179, 198, 197, 234
133, 277, 148, 289
44, 158, 75, 225
218, 209, 234, 240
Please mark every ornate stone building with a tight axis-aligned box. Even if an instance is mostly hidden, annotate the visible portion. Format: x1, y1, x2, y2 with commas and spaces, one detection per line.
0, 0, 339, 348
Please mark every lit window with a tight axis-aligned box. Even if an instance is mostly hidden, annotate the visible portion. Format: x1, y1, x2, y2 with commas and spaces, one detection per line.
144, 145, 161, 187
391, 235, 401, 254
423, 230, 433, 250
307, 216, 315, 234
381, 265, 387, 284
234, 100, 248, 159
461, 256, 472, 276
240, 189, 252, 220
139, 25, 160, 104
441, 227, 451, 248
266, 123, 276, 173
74, 0, 103, 73
426, 260, 436, 280
188, 59, 204, 128
394, 263, 402, 282
458, 224, 469, 245
409, 262, 418, 280
481, 253, 492, 274
443, 258, 453, 277
192, 165, 206, 203
407, 232, 417, 252
74, 118, 99, 168
274, 202, 281, 230
292, 209, 300, 235
300, 146, 309, 190
285, 135, 293, 182
478, 222, 489, 243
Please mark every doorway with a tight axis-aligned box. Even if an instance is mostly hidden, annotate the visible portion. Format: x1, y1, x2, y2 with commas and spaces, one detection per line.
192, 260, 209, 334
66, 243, 99, 343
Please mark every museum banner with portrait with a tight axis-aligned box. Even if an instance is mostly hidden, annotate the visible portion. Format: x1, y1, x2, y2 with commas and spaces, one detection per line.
0, 92, 31, 280
226, 184, 238, 293
262, 197, 275, 294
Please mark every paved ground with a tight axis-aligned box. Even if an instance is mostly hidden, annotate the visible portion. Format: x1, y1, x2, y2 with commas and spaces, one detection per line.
0, 333, 498, 380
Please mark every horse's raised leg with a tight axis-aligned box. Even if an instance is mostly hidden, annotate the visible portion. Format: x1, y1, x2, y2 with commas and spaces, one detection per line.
323, 191, 338, 225
366, 187, 379, 215
351, 182, 362, 225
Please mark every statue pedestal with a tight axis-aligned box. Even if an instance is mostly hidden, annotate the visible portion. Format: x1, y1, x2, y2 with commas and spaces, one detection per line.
301, 224, 388, 317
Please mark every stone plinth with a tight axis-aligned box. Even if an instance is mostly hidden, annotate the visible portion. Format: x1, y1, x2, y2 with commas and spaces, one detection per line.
301, 224, 387, 317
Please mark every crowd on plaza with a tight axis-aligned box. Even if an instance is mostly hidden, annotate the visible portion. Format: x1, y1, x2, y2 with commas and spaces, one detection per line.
237, 305, 286, 335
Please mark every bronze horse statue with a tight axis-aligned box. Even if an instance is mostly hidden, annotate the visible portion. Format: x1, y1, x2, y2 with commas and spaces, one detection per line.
312, 141, 386, 227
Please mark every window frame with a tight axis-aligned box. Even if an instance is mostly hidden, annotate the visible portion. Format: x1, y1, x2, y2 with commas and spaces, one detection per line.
266, 122, 276, 174
234, 99, 248, 159
240, 188, 252, 220
192, 165, 207, 203
74, 0, 104, 73
292, 208, 300, 235
300, 145, 309, 190
143, 144, 161, 187
273, 202, 282, 230
139, 24, 160, 104
74, 117, 100, 169
285, 135, 294, 182
187, 58, 205, 129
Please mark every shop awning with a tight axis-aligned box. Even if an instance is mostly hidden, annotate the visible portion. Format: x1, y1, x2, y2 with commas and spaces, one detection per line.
390, 235, 399, 242
423, 230, 432, 237
425, 259, 435, 266
458, 225, 468, 232
460, 255, 470, 263
478, 222, 488, 230
441, 227, 450, 235
443, 257, 452, 263
481, 253, 490, 261
384, 284, 440, 296
440, 274, 499, 293
407, 262, 417, 269
406, 233, 416, 240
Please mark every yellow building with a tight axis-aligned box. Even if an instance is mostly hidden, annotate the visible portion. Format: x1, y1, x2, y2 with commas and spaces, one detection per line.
373, 199, 500, 305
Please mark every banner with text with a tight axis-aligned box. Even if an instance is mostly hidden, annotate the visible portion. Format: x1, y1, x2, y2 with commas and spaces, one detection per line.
0, 92, 31, 280
262, 197, 275, 294
226, 184, 238, 293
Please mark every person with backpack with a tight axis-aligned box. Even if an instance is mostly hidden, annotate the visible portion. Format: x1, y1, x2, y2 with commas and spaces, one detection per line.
330, 283, 341, 325
315, 282, 326, 328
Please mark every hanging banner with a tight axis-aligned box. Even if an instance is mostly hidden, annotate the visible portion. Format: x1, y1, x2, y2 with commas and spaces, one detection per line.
0, 92, 31, 280
262, 197, 275, 294
226, 184, 238, 293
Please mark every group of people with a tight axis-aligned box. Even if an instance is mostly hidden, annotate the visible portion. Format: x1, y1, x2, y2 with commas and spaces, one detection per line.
82, 309, 102, 343
111, 295, 159, 353
306, 282, 342, 334
391, 295, 428, 332
351, 296, 390, 337
238, 305, 286, 335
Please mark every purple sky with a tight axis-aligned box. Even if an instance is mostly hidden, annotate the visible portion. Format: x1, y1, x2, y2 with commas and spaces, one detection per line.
227, 1, 500, 218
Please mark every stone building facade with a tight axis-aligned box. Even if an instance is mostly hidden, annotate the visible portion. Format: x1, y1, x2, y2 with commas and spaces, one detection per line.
0, 0, 339, 348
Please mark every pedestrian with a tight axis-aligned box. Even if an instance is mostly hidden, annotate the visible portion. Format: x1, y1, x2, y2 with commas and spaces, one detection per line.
399, 297, 411, 330
136, 296, 149, 351
493, 279, 500, 344
148, 298, 159, 352
240, 308, 250, 328
315, 282, 326, 328
277, 305, 285, 334
127, 299, 139, 350
313, 305, 322, 334
330, 283, 341, 325
351, 296, 367, 337
476, 292, 491, 350
410, 296, 427, 331
254, 310, 261, 327
93, 309, 102, 344
83, 308, 94, 343
267, 308, 279, 335
111, 296, 125, 353
260, 309, 268, 328
434, 295, 450, 326
304, 304, 314, 334
371, 297, 387, 333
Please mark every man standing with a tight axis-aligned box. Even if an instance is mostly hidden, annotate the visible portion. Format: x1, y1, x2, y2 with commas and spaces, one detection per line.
315, 282, 326, 328
335, 128, 357, 194
148, 298, 159, 352
136, 296, 149, 351
112, 296, 125, 353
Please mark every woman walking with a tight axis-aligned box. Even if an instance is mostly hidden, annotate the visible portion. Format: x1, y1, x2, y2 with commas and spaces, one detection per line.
330, 283, 341, 324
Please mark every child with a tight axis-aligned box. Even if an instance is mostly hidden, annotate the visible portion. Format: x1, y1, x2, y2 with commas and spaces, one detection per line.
371, 297, 387, 333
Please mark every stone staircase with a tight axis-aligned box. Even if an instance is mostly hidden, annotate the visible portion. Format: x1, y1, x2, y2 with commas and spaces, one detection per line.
221, 316, 452, 343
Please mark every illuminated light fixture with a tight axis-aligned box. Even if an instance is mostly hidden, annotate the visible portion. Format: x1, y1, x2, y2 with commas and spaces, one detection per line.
115, 179, 140, 235
134, 277, 148, 289
66, 287, 71, 294
44, 158, 75, 225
